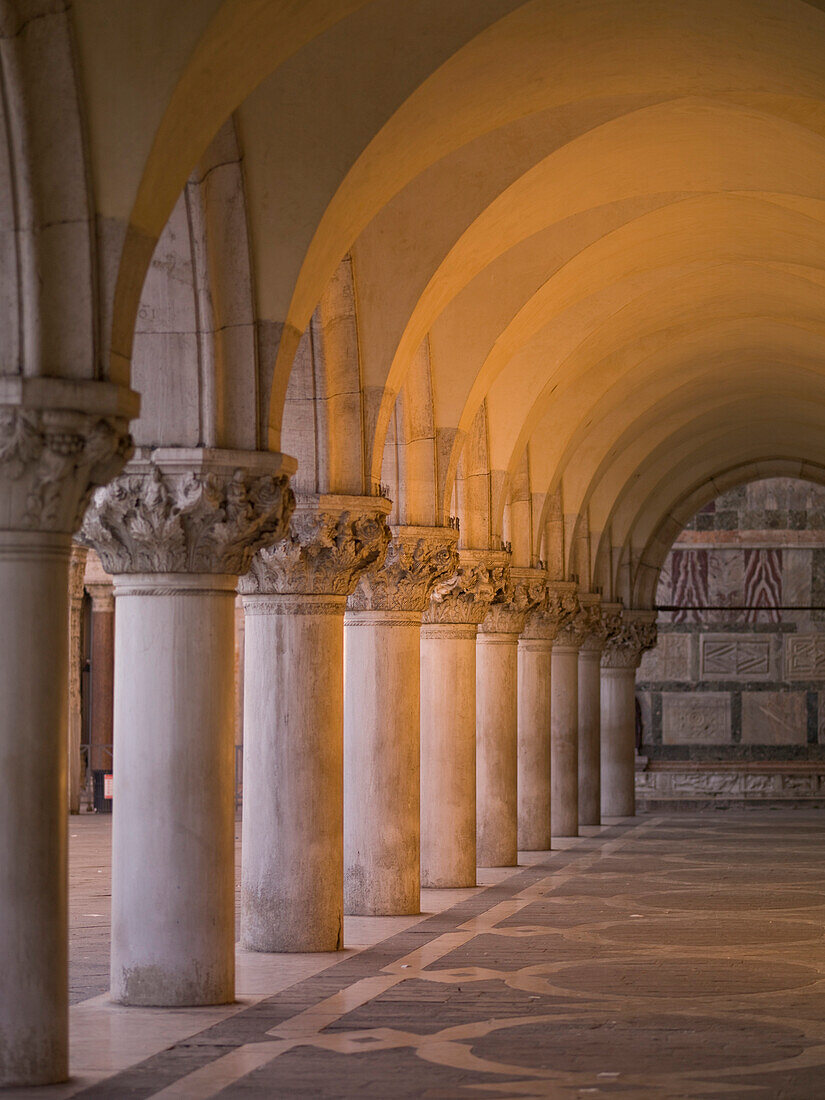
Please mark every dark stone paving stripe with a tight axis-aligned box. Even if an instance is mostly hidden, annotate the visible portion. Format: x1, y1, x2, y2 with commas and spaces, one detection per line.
73, 823, 634, 1098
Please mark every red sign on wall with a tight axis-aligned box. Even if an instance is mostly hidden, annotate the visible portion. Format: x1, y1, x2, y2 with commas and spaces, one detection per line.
103, 773, 113, 800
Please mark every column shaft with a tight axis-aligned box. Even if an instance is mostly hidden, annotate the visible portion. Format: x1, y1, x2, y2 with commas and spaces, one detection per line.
578, 649, 602, 825
0, 534, 71, 1085
551, 644, 579, 837
517, 638, 552, 850
111, 574, 236, 1005
67, 546, 87, 814
241, 595, 346, 950
344, 610, 422, 914
420, 623, 477, 887
601, 666, 637, 817
476, 632, 519, 866
89, 593, 114, 772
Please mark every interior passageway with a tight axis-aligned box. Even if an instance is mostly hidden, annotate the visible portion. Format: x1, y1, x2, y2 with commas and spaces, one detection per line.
54, 812, 825, 1098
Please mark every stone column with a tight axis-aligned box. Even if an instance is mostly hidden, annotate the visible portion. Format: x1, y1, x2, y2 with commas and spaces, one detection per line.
0, 382, 135, 1087
517, 591, 562, 851
477, 568, 545, 867
344, 526, 458, 915
420, 551, 506, 887
67, 544, 88, 814
549, 584, 586, 838
576, 598, 616, 827
239, 495, 390, 951
85, 552, 115, 777
80, 447, 294, 1006
600, 614, 657, 817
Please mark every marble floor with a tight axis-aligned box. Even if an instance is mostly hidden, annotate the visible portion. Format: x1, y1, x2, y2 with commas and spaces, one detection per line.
18, 810, 825, 1098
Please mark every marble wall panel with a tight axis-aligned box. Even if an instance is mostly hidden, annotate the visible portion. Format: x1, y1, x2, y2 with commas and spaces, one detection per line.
741, 691, 807, 744
706, 549, 744, 624
670, 550, 707, 624
699, 635, 773, 681
638, 633, 692, 682
661, 694, 731, 745
786, 634, 825, 680
743, 549, 782, 624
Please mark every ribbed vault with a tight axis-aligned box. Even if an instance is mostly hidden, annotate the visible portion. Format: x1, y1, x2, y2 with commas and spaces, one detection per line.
45, 0, 825, 604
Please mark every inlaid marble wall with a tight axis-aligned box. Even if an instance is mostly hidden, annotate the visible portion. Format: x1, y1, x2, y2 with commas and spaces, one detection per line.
637, 478, 825, 761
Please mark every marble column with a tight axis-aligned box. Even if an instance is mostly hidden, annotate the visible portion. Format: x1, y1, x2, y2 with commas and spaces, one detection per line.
549, 584, 586, 838
80, 447, 294, 1006
0, 383, 135, 1087
420, 552, 506, 887
85, 552, 115, 776
344, 526, 458, 915
477, 568, 545, 867
516, 595, 557, 852
239, 495, 390, 951
67, 544, 88, 814
600, 615, 657, 818
576, 597, 614, 827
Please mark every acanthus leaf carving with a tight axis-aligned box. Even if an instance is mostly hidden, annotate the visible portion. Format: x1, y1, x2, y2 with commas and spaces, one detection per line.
240, 497, 392, 597
347, 525, 459, 612
423, 551, 509, 625
0, 405, 132, 533
79, 453, 295, 575
524, 585, 579, 642
601, 618, 658, 669
480, 567, 546, 635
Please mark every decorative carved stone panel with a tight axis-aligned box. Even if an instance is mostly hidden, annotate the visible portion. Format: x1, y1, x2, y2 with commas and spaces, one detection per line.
661, 693, 731, 744
638, 633, 692, 681
785, 634, 825, 680
741, 691, 807, 744
700, 635, 772, 680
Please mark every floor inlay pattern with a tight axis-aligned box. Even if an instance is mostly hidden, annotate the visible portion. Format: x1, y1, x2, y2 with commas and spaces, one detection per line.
55, 812, 825, 1097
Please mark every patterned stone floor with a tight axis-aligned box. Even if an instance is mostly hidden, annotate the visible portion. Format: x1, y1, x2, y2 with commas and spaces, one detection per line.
30, 811, 825, 1097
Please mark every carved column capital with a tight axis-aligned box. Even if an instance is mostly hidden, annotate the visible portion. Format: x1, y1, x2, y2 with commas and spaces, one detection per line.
78, 447, 296, 576
239, 494, 392, 598
423, 549, 510, 625
480, 566, 546, 635
523, 580, 577, 642
0, 380, 136, 533
578, 594, 610, 654
347, 525, 459, 613
601, 612, 658, 670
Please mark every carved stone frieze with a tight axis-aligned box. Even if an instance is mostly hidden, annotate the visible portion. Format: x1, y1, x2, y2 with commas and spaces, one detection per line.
240, 494, 392, 597
347, 525, 459, 613
79, 448, 296, 575
0, 405, 132, 533
423, 549, 509, 625
601, 616, 658, 670
480, 566, 546, 635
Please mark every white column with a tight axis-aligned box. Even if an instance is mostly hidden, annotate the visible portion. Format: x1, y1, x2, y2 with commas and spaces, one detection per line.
344, 526, 457, 915
420, 623, 478, 886
240, 498, 390, 950
577, 644, 603, 825
600, 615, 657, 818
112, 573, 237, 1003
476, 627, 519, 866
81, 447, 294, 1005
477, 568, 545, 867
551, 637, 580, 837
67, 543, 88, 814
0, 391, 133, 1087
420, 552, 504, 887
600, 665, 637, 817
517, 633, 553, 850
